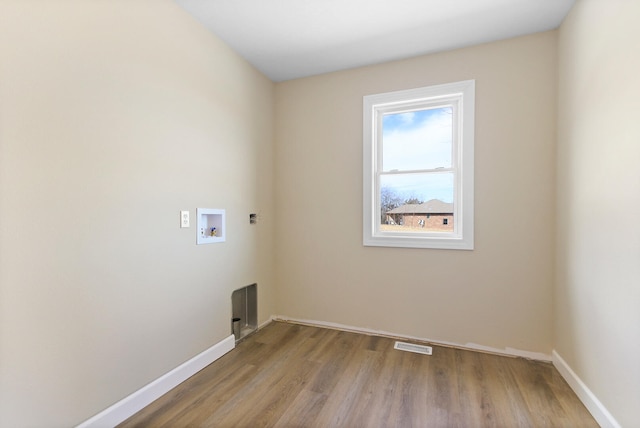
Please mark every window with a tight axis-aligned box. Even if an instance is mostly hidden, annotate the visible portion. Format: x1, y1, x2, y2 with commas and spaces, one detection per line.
363, 80, 474, 250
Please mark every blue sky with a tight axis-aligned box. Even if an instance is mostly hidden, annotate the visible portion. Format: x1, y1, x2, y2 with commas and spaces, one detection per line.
381, 107, 454, 203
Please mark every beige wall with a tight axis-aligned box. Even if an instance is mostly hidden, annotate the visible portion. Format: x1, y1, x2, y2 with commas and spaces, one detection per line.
275, 32, 557, 354
3, 1, 636, 425
0, 1, 275, 426
556, 1, 640, 426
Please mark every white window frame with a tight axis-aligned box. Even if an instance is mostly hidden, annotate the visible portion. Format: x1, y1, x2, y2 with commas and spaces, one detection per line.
363, 80, 475, 250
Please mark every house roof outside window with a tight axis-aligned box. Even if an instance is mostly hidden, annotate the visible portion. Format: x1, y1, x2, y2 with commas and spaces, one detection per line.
386, 199, 453, 215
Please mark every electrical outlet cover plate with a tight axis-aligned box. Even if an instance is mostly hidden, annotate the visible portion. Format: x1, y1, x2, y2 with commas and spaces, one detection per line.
180, 210, 190, 228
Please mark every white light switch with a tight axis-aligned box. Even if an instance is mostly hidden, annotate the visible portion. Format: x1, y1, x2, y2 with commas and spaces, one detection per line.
180, 210, 190, 228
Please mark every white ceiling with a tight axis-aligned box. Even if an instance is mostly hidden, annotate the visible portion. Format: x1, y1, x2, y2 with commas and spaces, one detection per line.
175, 0, 575, 82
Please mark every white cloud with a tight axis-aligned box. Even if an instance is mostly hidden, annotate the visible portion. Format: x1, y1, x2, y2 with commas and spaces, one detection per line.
398, 111, 415, 125
383, 109, 452, 171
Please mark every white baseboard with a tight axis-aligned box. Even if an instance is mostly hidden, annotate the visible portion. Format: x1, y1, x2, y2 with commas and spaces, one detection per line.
273, 315, 551, 361
552, 350, 620, 428
76, 335, 235, 428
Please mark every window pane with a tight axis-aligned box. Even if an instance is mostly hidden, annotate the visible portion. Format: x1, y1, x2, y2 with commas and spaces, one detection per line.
380, 172, 454, 232
363, 80, 474, 249
382, 106, 452, 171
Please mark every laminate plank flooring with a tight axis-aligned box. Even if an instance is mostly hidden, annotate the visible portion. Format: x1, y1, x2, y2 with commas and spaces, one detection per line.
119, 321, 598, 427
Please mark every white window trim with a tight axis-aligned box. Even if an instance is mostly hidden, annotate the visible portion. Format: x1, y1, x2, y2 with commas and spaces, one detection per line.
363, 80, 475, 250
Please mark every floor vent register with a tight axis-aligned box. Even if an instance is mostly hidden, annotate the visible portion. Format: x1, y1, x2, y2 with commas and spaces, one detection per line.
394, 341, 433, 355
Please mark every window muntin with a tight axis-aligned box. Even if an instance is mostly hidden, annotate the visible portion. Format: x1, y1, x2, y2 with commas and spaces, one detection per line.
363, 80, 474, 250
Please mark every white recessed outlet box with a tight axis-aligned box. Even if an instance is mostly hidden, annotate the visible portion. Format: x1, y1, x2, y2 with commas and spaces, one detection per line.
197, 208, 225, 244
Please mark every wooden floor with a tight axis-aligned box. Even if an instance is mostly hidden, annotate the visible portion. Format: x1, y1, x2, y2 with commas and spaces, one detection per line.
119, 321, 598, 427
